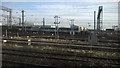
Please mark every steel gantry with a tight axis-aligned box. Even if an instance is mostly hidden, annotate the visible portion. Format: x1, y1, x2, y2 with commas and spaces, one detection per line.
0, 6, 12, 26
97, 6, 103, 31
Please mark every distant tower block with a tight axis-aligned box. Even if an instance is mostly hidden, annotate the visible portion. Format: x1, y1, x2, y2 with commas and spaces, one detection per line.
97, 6, 103, 31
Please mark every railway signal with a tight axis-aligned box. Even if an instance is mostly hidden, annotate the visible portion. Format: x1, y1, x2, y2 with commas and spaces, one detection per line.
69, 19, 75, 40
54, 15, 60, 39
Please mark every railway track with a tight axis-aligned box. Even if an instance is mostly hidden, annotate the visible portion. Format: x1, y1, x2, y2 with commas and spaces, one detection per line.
3, 49, 89, 66
2, 48, 120, 66
3, 40, 120, 52
3, 36, 120, 45
3, 48, 120, 61
2, 37, 120, 66
3, 60, 53, 67
3, 36, 119, 44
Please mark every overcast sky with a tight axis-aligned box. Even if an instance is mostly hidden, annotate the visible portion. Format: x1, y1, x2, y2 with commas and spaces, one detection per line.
2, 1, 119, 29
2, 0, 120, 2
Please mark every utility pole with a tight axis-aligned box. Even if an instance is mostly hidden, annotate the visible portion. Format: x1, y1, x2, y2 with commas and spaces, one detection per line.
22, 10, 24, 28
88, 11, 98, 58
9, 9, 12, 28
6, 15, 9, 26
19, 18, 21, 26
94, 11, 96, 31
6, 15, 9, 38
5, 29, 7, 38
43, 18, 45, 27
